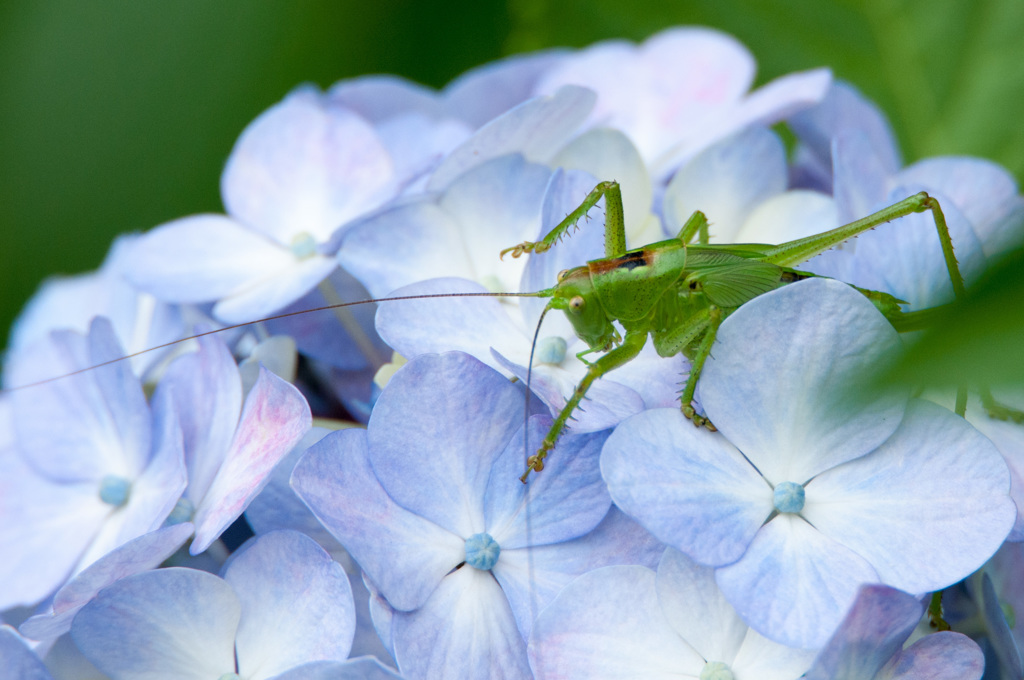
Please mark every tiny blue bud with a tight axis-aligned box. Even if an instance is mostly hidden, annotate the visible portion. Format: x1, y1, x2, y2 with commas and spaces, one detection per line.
290, 232, 318, 259
773, 481, 805, 514
164, 497, 195, 525
535, 336, 568, 365
98, 475, 132, 507
464, 532, 501, 571
700, 661, 734, 680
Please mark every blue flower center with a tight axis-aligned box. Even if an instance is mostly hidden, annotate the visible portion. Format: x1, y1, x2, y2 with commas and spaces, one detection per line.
98, 475, 132, 507
773, 481, 805, 514
700, 661, 734, 680
464, 532, 501, 571
164, 497, 195, 525
535, 336, 567, 365
290, 232, 318, 259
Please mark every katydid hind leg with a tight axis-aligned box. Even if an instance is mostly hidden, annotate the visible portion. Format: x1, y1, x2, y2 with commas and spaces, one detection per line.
521, 329, 647, 482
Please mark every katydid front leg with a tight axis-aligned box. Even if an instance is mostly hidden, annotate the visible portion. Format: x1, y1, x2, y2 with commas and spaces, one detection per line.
501, 181, 626, 260
521, 328, 647, 482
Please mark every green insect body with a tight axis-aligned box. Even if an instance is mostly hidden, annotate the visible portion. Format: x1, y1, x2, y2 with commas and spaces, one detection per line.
506, 181, 965, 482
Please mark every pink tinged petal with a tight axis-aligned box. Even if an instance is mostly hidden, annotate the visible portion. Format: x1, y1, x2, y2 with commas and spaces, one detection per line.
701, 279, 908, 483
715, 515, 881, 649
367, 353, 523, 537
527, 565, 704, 680
19, 523, 193, 642
0, 626, 52, 680
803, 584, 923, 680
881, 632, 984, 680
222, 88, 395, 244
601, 408, 773, 566
392, 567, 532, 680
801, 399, 1015, 594
155, 331, 242, 502
228, 531, 355, 678
191, 367, 311, 554
0, 452, 106, 610
428, 85, 596, 190
71, 568, 240, 680
663, 126, 788, 243
291, 429, 463, 611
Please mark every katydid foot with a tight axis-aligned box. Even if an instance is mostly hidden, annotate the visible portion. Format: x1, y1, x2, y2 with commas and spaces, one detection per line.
682, 402, 717, 431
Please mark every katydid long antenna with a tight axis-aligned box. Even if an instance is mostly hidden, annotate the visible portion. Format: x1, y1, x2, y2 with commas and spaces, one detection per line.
521, 302, 556, 483
1, 290, 548, 394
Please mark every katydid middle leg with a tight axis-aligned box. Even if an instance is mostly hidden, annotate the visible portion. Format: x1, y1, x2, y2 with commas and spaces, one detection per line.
520, 328, 647, 482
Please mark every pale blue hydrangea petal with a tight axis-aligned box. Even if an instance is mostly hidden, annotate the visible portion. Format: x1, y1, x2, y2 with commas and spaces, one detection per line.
965, 405, 1024, 541
71, 568, 240, 680
657, 548, 816, 679
494, 507, 664, 639
700, 278, 908, 483
802, 584, 924, 680
663, 126, 788, 243
984, 541, 1024, 653
482, 420, 610, 550
428, 85, 596, 191
0, 451, 105, 610
0, 626, 53, 680
291, 428, 463, 612
528, 565, 705, 679
831, 130, 894, 226
715, 514, 880, 649
244, 428, 341, 552
789, 80, 902, 181
227, 531, 355, 679
964, 571, 1022, 678
19, 523, 193, 643
391, 566, 532, 680
221, 87, 395, 244
732, 189, 838, 245
270, 657, 404, 680
191, 366, 311, 554
211, 254, 339, 324
328, 75, 448, 123
366, 352, 523, 537
802, 399, 1015, 594
601, 408, 772, 567
120, 214, 306, 304
880, 632, 984, 680
154, 331, 242, 504
443, 50, 568, 128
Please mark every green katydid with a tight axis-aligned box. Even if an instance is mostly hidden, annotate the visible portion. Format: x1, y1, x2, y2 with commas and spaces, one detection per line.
503, 180, 968, 482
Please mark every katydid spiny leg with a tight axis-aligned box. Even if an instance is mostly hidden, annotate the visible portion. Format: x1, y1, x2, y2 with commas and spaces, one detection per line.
520, 328, 647, 482
678, 305, 723, 430
501, 181, 626, 260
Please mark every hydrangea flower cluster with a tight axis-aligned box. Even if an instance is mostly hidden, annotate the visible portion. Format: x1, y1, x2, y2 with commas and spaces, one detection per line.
3, 26, 1022, 680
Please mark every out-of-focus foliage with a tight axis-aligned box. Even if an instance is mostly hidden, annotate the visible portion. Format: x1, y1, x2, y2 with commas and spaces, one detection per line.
2, 0, 1023, 352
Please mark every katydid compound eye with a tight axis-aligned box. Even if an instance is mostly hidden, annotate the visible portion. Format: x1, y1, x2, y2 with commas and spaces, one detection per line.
569, 296, 584, 310
557, 269, 569, 282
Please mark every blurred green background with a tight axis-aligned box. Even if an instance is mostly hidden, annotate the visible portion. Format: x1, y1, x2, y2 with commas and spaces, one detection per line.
3, 0, 1024, 354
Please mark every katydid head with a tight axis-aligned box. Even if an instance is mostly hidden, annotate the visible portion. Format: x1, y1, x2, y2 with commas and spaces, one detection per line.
546, 266, 618, 352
